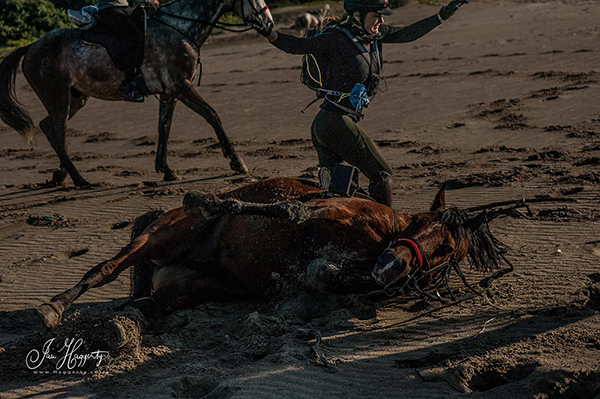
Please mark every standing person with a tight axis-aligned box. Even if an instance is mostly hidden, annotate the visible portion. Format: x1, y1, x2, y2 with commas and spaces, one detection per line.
249, 0, 467, 207
95, 0, 160, 102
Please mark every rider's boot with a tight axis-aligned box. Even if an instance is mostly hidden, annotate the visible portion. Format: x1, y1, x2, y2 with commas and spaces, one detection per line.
120, 79, 145, 102
368, 170, 393, 207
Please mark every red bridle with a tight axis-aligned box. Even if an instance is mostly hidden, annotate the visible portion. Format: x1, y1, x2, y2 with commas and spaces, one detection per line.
394, 238, 425, 269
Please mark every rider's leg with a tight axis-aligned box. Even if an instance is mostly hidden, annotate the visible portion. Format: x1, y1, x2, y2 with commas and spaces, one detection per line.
311, 116, 343, 171
310, 109, 394, 206
96, 7, 145, 102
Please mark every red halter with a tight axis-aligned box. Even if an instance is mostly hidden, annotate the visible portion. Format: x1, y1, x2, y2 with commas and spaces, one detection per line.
394, 238, 424, 268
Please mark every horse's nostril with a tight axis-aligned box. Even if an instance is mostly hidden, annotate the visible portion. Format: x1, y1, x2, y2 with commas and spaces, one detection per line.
371, 271, 386, 285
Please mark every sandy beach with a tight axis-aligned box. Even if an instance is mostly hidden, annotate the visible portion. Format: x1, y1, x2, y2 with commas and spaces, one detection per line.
1, 0, 599, 397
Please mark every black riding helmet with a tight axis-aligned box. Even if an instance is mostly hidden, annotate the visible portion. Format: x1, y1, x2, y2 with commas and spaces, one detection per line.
343, 0, 394, 15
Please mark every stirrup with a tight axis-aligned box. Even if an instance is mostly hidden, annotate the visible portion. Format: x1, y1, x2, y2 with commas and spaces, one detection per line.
327, 164, 360, 197
317, 167, 331, 190
120, 81, 145, 103
317, 164, 361, 196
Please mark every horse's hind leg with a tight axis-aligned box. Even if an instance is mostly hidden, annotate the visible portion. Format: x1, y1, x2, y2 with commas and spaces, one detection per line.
36, 208, 199, 328
129, 210, 164, 299
177, 83, 249, 174
35, 82, 89, 186
155, 95, 180, 181
40, 89, 89, 185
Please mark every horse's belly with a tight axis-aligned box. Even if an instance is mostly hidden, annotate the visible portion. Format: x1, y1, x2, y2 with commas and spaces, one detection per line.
216, 215, 305, 296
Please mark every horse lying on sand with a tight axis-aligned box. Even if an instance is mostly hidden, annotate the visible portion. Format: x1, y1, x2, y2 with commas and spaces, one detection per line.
0, 0, 273, 186
37, 177, 512, 329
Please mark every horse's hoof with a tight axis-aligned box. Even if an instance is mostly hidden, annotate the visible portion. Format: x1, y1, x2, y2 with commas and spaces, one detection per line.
229, 156, 249, 174
74, 179, 91, 188
104, 319, 127, 349
182, 192, 219, 219
51, 169, 67, 184
163, 171, 181, 182
36, 303, 62, 329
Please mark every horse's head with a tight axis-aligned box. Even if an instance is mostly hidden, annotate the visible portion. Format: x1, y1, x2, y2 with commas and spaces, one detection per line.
372, 184, 507, 289
229, 0, 274, 28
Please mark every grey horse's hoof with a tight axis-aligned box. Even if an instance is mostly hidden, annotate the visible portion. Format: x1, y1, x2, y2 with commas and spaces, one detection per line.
51, 169, 68, 185
229, 155, 249, 174
163, 170, 181, 182
36, 303, 62, 329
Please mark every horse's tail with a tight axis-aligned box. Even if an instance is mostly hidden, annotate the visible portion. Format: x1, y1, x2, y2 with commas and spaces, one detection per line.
0, 44, 36, 144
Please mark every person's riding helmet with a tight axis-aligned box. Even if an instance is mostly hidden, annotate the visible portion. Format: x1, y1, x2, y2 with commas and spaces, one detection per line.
343, 0, 394, 16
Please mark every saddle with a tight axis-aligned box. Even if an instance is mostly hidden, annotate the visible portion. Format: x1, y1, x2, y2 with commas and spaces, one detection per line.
69, 6, 146, 76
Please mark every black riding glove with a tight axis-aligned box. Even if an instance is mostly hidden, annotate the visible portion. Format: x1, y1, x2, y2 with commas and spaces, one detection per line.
247, 15, 274, 37
439, 0, 468, 21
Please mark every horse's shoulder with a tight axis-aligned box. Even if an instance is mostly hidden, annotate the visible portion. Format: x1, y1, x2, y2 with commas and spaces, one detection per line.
307, 196, 392, 220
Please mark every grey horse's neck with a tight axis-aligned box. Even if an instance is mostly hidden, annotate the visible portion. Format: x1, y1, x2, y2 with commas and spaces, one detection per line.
154, 0, 231, 49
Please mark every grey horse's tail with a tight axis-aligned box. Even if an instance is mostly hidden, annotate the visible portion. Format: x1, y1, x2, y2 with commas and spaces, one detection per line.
0, 44, 36, 144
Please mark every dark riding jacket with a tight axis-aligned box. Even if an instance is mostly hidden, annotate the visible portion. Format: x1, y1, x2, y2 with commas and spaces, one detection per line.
271, 15, 441, 115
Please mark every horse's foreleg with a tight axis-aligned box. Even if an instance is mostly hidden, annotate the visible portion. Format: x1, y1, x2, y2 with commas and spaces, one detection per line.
306, 258, 379, 295
156, 96, 180, 181
177, 83, 249, 174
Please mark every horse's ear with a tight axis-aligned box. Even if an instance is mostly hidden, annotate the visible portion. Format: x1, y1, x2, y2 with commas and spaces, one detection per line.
430, 182, 447, 211
464, 210, 488, 232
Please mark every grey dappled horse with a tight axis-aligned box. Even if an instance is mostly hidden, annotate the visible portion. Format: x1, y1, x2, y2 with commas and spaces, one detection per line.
0, 0, 273, 186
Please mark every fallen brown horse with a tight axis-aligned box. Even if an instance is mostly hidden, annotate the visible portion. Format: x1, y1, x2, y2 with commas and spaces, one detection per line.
37, 177, 510, 328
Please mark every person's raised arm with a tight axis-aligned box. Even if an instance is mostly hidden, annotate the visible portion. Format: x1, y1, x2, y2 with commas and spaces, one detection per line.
381, 0, 468, 43
247, 15, 331, 55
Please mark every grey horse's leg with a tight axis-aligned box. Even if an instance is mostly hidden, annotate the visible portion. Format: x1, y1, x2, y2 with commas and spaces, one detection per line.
40, 90, 89, 185
177, 82, 248, 174
156, 95, 180, 181
36, 86, 90, 186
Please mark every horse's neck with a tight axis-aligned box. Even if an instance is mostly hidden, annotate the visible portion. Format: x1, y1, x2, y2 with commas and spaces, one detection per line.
389, 209, 411, 236
356, 205, 410, 240
155, 0, 228, 48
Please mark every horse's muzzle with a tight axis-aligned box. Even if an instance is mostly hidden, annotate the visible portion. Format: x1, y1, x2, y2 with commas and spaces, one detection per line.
372, 251, 409, 286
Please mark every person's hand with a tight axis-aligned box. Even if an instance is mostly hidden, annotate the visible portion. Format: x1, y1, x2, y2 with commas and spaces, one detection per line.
439, 0, 468, 21
246, 14, 274, 38
147, 0, 159, 11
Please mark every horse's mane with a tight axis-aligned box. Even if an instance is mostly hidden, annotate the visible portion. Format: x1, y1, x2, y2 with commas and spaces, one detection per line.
441, 207, 509, 272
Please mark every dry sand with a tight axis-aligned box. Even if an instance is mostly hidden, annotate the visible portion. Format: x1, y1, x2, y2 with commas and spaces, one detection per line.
1, 0, 599, 397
